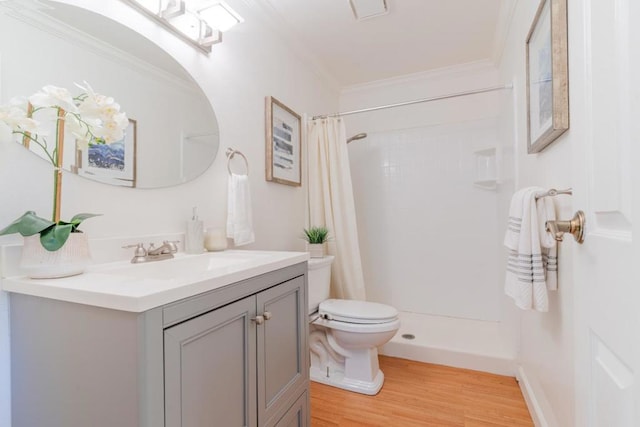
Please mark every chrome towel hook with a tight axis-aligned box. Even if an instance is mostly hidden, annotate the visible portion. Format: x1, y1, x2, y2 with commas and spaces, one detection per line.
226, 148, 249, 176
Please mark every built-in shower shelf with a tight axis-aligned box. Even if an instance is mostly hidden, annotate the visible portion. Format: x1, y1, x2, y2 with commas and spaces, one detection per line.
473, 148, 497, 190
474, 179, 498, 190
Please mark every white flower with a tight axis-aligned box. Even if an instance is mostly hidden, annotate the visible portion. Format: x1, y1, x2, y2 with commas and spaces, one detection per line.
0, 100, 38, 133
0, 121, 11, 143
73, 81, 128, 144
64, 114, 91, 141
1, 82, 128, 161
29, 85, 79, 114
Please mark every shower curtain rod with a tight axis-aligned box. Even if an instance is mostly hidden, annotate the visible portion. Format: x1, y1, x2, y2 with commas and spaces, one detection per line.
311, 84, 513, 120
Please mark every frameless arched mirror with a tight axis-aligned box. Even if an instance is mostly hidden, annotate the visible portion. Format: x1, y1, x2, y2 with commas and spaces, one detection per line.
0, 0, 219, 188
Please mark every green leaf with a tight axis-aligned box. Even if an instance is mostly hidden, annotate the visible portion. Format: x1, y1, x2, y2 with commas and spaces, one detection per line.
303, 226, 330, 244
0, 211, 100, 250
39, 224, 73, 252
69, 213, 101, 232
69, 213, 101, 224
0, 211, 54, 237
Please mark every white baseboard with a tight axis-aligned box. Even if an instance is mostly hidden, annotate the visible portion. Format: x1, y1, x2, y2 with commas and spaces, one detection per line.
516, 365, 551, 427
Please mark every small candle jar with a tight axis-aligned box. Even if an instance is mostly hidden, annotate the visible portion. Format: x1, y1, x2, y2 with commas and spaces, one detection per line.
204, 228, 228, 252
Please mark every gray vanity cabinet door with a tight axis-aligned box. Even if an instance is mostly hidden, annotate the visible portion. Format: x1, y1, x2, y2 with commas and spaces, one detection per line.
256, 276, 307, 426
164, 296, 258, 427
273, 392, 308, 427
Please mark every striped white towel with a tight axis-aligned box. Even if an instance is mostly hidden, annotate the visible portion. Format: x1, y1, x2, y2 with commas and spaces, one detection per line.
504, 187, 558, 311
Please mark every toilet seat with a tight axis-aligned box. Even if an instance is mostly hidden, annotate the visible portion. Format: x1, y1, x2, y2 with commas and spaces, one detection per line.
313, 316, 401, 333
319, 299, 398, 324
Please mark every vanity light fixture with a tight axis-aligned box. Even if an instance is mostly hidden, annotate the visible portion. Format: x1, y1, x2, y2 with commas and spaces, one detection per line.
122, 0, 243, 53
199, 2, 243, 32
348, 0, 388, 21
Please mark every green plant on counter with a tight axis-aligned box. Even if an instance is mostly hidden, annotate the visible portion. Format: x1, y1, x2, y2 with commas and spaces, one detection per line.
302, 226, 330, 244
0, 211, 100, 251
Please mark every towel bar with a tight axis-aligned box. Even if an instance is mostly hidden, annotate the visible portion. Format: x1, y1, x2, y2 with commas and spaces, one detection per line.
535, 188, 572, 199
226, 148, 249, 176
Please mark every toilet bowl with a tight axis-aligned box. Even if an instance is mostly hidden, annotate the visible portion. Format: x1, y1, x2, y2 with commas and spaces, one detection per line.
307, 256, 400, 395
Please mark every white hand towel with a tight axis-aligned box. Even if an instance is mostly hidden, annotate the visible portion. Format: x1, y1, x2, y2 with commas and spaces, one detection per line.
504, 187, 558, 311
537, 196, 558, 291
226, 173, 255, 246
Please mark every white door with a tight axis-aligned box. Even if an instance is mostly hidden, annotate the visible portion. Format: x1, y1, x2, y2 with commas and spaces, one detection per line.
573, 0, 640, 425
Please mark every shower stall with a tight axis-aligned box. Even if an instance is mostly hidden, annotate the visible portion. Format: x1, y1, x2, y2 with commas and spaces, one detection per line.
338, 74, 517, 375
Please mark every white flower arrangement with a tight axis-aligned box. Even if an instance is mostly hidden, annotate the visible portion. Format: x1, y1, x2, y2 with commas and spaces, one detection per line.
1, 82, 128, 155
0, 83, 128, 251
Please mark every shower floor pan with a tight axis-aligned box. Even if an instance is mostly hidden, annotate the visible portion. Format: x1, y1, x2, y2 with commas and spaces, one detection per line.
380, 311, 515, 376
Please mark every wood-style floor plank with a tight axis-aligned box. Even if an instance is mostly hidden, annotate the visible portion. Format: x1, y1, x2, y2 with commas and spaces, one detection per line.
311, 356, 533, 427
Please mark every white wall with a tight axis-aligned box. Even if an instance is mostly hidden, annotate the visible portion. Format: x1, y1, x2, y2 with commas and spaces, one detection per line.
0, 1, 339, 426
340, 63, 514, 322
498, 1, 576, 426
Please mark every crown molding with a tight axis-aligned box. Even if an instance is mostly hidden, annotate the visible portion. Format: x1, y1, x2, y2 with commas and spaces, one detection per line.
341, 59, 499, 95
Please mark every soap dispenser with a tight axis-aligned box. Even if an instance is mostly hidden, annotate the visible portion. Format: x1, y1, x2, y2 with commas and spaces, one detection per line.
185, 207, 204, 254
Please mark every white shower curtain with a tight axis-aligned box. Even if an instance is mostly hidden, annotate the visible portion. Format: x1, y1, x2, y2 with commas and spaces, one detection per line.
307, 117, 366, 300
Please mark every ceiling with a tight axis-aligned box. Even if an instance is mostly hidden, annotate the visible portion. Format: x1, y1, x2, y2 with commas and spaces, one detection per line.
251, 0, 512, 88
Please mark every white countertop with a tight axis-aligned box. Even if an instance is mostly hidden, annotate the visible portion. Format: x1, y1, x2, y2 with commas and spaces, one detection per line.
1, 250, 309, 312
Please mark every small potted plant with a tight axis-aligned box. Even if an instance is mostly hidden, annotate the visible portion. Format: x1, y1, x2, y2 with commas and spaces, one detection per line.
303, 226, 329, 258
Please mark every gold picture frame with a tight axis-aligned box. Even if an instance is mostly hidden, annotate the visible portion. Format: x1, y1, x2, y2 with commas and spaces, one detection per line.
265, 96, 302, 186
526, 0, 569, 153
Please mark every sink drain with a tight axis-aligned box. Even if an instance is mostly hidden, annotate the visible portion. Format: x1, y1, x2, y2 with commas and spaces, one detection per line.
401, 333, 415, 340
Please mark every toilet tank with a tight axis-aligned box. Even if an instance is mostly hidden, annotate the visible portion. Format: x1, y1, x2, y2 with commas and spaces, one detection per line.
307, 256, 334, 314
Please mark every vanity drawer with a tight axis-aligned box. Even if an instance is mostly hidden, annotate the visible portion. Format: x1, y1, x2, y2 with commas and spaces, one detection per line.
162, 262, 306, 327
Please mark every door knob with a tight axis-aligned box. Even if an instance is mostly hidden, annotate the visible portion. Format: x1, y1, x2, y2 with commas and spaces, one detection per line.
545, 210, 585, 244
263, 311, 272, 321
251, 315, 264, 325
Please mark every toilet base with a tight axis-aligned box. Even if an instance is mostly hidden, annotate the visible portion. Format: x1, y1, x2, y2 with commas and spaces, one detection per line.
310, 366, 385, 395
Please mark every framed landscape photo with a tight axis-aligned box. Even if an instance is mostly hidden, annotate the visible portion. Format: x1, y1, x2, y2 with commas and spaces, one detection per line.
265, 96, 302, 186
78, 118, 137, 187
526, 0, 569, 153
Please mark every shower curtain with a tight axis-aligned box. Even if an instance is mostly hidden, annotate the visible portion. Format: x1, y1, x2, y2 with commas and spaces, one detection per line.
307, 117, 366, 300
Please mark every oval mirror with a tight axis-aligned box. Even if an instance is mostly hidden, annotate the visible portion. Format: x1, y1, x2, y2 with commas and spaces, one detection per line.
0, 1, 219, 188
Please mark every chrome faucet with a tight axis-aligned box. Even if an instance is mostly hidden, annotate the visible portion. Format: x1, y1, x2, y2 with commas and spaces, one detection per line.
148, 241, 179, 256
122, 241, 179, 263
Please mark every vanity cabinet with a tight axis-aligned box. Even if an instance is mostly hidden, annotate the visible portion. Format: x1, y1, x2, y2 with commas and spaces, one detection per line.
9, 262, 308, 427
164, 275, 307, 427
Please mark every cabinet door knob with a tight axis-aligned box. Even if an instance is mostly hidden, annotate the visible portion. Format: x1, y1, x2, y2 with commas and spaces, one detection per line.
251, 315, 265, 325
263, 311, 272, 321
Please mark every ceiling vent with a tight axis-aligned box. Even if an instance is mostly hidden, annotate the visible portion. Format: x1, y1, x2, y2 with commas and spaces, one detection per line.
349, 0, 388, 21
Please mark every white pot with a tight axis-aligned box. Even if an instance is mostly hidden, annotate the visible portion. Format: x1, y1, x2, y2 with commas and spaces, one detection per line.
20, 233, 92, 279
307, 243, 325, 258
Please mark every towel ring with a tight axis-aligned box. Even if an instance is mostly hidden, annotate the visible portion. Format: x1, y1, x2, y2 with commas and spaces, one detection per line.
226, 148, 249, 176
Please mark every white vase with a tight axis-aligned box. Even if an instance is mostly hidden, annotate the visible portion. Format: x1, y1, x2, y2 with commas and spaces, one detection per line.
20, 233, 92, 279
307, 243, 325, 258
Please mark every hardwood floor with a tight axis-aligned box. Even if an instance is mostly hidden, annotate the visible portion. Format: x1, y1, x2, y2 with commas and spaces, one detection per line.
310, 356, 534, 427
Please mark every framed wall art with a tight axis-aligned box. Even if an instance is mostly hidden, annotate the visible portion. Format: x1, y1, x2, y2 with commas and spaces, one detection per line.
77, 118, 137, 187
526, 0, 569, 153
265, 96, 302, 186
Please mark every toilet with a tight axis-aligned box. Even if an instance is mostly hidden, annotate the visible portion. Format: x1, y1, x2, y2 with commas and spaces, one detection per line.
307, 256, 400, 395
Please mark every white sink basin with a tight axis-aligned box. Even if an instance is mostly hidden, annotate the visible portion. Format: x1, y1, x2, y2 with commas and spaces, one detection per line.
97, 251, 268, 280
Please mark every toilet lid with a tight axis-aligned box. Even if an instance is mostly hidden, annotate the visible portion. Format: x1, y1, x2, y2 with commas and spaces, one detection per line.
318, 299, 398, 324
